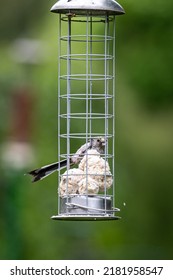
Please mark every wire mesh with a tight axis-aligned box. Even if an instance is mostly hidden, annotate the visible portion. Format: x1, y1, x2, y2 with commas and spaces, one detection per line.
52, 13, 120, 220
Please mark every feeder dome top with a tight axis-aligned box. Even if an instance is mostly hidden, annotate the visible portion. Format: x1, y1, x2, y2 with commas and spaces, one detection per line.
51, 0, 125, 15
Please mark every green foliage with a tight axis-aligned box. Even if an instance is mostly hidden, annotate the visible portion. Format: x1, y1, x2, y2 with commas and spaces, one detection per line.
0, 0, 49, 41
118, 0, 173, 108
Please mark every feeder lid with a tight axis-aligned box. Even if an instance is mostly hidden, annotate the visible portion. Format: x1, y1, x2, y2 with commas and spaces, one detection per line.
51, 0, 125, 15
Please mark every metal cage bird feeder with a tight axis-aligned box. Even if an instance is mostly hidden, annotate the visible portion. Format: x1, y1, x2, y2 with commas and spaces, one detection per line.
50, 0, 125, 220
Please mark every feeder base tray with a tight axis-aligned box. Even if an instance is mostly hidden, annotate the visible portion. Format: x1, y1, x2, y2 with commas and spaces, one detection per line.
51, 215, 121, 221
51, 195, 121, 221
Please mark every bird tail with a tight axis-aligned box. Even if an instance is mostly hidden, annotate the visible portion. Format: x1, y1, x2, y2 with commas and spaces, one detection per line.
27, 159, 67, 182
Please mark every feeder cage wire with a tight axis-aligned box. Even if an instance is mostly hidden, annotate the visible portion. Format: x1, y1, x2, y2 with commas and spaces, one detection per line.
50, 0, 125, 221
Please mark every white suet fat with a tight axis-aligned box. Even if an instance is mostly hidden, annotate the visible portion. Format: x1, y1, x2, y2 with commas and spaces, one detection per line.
59, 149, 113, 196
59, 168, 84, 197
79, 149, 113, 191
78, 177, 99, 195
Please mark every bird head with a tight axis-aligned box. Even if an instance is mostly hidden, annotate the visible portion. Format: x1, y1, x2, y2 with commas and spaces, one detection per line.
90, 137, 106, 153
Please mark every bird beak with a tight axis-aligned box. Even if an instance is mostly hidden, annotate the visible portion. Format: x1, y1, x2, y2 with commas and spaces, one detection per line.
101, 138, 106, 146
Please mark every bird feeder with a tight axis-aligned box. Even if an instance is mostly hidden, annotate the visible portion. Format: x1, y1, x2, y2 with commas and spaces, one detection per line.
50, 0, 125, 220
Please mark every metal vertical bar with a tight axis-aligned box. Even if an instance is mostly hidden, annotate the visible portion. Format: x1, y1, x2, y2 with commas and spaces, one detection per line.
112, 16, 116, 211
66, 16, 72, 207
58, 14, 61, 215
67, 15, 71, 168
86, 15, 89, 143
106, 16, 110, 111
104, 15, 109, 208
89, 17, 93, 138
104, 15, 109, 148
85, 15, 89, 207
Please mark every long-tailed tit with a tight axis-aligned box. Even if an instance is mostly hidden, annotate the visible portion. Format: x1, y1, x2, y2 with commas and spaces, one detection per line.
27, 137, 106, 182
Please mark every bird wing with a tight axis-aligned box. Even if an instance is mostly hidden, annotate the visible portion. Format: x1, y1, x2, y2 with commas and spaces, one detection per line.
71, 141, 91, 164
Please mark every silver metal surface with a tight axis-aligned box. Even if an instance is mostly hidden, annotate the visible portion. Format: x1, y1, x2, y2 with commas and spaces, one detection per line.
62, 195, 113, 214
51, 0, 125, 15
51, 215, 120, 221
51, 195, 120, 220
65, 203, 120, 212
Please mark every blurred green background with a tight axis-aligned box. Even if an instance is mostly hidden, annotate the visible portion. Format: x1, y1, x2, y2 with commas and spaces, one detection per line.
0, 0, 173, 260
